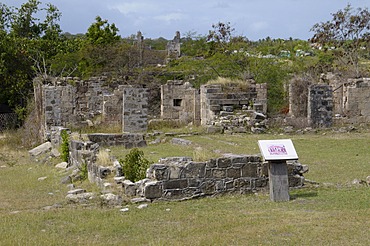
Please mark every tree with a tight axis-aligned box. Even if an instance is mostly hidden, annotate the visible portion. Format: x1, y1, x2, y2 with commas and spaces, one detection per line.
207, 22, 235, 53
0, 0, 66, 118
310, 4, 370, 77
86, 16, 120, 45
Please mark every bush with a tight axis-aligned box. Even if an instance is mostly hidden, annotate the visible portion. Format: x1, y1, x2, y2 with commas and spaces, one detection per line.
60, 130, 69, 162
119, 148, 151, 182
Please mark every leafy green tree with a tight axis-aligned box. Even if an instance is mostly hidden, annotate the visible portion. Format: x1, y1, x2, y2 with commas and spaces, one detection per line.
0, 0, 65, 116
86, 16, 120, 45
311, 4, 370, 77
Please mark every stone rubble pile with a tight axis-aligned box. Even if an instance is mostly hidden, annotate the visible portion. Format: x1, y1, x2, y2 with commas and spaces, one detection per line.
207, 107, 268, 134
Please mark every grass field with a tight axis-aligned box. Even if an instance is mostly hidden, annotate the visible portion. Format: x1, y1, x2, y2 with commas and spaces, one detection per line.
0, 130, 369, 245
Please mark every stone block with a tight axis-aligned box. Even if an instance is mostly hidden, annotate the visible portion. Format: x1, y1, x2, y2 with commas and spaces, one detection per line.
123, 180, 137, 196
212, 168, 226, 178
233, 178, 251, 190
163, 179, 188, 189
164, 189, 183, 198
29, 142, 53, 157
242, 163, 258, 177
181, 162, 206, 178
226, 167, 241, 178
206, 159, 217, 168
144, 181, 163, 199
217, 158, 232, 168
200, 180, 216, 195
188, 179, 201, 188
215, 180, 225, 192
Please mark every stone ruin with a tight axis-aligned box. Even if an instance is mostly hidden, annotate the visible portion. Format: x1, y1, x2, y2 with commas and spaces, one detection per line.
289, 73, 370, 128
68, 136, 308, 201
35, 76, 149, 137
161, 80, 268, 133
29, 71, 370, 202
36, 76, 269, 139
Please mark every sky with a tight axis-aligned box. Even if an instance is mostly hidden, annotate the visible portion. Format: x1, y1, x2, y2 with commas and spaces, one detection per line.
3, 0, 369, 41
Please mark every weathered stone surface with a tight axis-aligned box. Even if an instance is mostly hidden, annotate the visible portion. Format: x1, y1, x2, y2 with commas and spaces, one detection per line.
55, 162, 68, 169
66, 192, 95, 203
123, 180, 137, 196
67, 189, 86, 195
226, 167, 241, 178
29, 142, 52, 157
131, 197, 151, 203
147, 164, 169, 180
100, 193, 122, 206
137, 204, 148, 209
181, 162, 206, 178
144, 181, 162, 199
241, 163, 258, 177
171, 138, 192, 146
217, 158, 232, 168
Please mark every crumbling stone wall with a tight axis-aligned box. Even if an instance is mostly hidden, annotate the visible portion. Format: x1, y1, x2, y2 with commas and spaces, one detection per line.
87, 133, 146, 148
39, 77, 151, 136
69, 140, 99, 170
167, 31, 181, 58
41, 77, 120, 129
125, 155, 307, 201
290, 73, 370, 126
161, 81, 200, 124
200, 82, 267, 126
308, 84, 333, 128
341, 78, 370, 122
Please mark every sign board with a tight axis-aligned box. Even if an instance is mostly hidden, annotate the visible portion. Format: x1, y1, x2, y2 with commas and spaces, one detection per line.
258, 139, 298, 161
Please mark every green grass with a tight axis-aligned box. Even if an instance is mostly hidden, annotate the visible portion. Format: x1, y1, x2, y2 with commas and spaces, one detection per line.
1, 130, 369, 245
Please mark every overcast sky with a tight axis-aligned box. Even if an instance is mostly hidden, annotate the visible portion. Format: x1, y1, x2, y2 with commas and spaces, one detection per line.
3, 0, 369, 40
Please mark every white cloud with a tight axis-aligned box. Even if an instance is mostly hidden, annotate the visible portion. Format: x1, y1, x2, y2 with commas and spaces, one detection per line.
154, 13, 187, 23
108, 2, 157, 15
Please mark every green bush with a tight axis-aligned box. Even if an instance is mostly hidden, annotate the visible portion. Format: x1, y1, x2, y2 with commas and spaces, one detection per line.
119, 148, 151, 182
60, 130, 69, 162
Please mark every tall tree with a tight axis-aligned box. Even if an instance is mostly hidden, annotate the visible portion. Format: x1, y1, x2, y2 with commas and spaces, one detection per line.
0, 0, 65, 117
310, 4, 370, 77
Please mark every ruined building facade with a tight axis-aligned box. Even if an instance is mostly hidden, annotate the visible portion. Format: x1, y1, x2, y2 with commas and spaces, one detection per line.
161, 80, 268, 126
289, 73, 370, 127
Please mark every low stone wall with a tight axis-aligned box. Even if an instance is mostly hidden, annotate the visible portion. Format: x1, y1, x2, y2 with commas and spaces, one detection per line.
124, 155, 308, 201
87, 133, 147, 148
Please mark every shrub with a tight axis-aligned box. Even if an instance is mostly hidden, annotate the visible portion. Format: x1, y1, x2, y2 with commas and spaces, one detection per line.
79, 162, 88, 181
119, 148, 151, 182
60, 130, 69, 162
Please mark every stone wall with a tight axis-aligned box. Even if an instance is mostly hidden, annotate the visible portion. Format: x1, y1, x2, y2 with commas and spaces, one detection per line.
122, 87, 149, 132
87, 133, 147, 148
123, 155, 307, 201
39, 77, 151, 136
308, 84, 333, 128
200, 82, 267, 126
42, 77, 120, 129
161, 81, 200, 124
69, 140, 99, 170
299, 74, 370, 125
341, 78, 370, 123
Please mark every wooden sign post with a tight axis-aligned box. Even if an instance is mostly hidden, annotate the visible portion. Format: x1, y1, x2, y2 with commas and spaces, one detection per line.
258, 139, 298, 202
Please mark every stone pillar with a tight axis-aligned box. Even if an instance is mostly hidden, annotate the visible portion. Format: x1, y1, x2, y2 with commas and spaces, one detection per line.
268, 161, 290, 202
308, 84, 333, 128
122, 87, 148, 133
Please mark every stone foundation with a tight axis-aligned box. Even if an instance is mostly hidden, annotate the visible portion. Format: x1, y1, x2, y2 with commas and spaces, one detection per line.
126, 155, 308, 201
